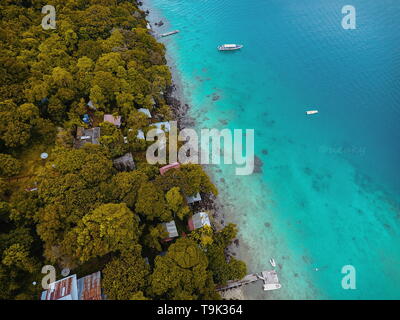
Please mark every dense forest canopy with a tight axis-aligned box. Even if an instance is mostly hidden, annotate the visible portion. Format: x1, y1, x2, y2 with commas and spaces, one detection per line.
0, 0, 246, 300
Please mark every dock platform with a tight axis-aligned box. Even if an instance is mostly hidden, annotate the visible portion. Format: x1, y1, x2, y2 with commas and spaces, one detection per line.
217, 270, 281, 292
160, 30, 179, 37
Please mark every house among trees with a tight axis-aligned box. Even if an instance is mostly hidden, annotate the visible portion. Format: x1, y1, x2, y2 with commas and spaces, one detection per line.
188, 212, 211, 231
186, 192, 202, 204
41, 271, 102, 300
133, 121, 170, 141
87, 100, 97, 111
138, 108, 152, 118
162, 220, 179, 242
150, 96, 157, 108
104, 114, 122, 128
136, 129, 145, 140
75, 127, 101, 148
151, 121, 171, 134
113, 152, 135, 171
160, 162, 180, 175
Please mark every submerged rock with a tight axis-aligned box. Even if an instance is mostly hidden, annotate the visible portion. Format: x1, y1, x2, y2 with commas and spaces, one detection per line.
212, 93, 220, 101
253, 155, 264, 173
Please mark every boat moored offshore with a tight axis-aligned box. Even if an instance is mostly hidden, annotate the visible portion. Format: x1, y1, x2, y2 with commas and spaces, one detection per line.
160, 30, 179, 37
218, 44, 243, 51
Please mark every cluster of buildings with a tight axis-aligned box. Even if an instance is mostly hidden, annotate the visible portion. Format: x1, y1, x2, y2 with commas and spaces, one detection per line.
41, 271, 102, 300
48, 102, 213, 300
158, 162, 212, 242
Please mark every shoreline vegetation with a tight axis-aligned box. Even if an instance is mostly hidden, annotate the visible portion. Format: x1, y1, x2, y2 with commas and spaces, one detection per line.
0, 0, 247, 300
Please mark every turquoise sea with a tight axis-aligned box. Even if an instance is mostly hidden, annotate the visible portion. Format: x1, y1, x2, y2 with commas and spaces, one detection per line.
143, 0, 400, 299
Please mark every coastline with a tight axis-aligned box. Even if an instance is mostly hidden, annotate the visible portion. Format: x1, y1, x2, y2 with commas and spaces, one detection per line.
140, 1, 247, 300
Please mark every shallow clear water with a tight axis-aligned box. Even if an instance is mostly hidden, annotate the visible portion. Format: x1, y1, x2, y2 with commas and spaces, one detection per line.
144, 0, 400, 299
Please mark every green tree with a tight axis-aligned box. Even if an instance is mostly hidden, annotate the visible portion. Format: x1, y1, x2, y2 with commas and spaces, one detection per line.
130, 291, 150, 300
9, 190, 40, 225
0, 154, 21, 177
106, 171, 147, 208
66, 203, 141, 263
2, 243, 39, 274
135, 181, 172, 221
165, 187, 190, 220
0, 178, 7, 198
205, 224, 247, 285
143, 224, 168, 252
189, 225, 214, 248
148, 238, 217, 299
99, 121, 127, 158
102, 245, 150, 300
156, 164, 218, 197
0, 100, 40, 148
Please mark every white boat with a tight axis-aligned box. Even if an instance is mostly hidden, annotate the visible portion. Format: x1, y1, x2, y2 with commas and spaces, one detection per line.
218, 44, 243, 51
269, 258, 276, 268
263, 283, 282, 291
160, 30, 179, 37
306, 110, 319, 115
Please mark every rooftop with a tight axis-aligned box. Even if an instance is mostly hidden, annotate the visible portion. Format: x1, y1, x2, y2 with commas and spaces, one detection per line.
87, 100, 96, 110
77, 271, 102, 300
41, 272, 102, 300
138, 108, 152, 118
104, 114, 122, 127
113, 152, 135, 171
136, 129, 145, 140
188, 212, 211, 231
74, 127, 101, 148
160, 162, 180, 175
163, 220, 179, 239
41, 274, 78, 300
186, 192, 202, 204
151, 121, 171, 134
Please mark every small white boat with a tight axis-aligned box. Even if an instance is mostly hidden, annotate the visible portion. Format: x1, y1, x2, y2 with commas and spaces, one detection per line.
263, 283, 282, 291
306, 110, 319, 115
160, 30, 179, 37
269, 258, 276, 268
218, 44, 243, 51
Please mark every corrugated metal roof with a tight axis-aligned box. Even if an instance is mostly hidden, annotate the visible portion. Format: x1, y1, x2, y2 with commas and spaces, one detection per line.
138, 108, 152, 118
137, 129, 145, 140
186, 192, 202, 204
192, 212, 211, 230
104, 114, 122, 127
151, 121, 171, 133
77, 271, 102, 300
160, 162, 180, 175
75, 127, 101, 148
41, 274, 78, 300
113, 153, 135, 171
163, 220, 179, 238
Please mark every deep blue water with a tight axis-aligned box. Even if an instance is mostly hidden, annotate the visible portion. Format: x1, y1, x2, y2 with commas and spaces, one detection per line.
144, 0, 400, 299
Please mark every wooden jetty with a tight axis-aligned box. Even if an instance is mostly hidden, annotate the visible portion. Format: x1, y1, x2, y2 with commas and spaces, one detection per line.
160, 30, 179, 38
217, 270, 281, 292
258, 270, 282, 291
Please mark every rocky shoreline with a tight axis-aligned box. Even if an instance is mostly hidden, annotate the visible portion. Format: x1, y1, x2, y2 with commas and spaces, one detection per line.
143, 2, 246, 300
163, 51, 246, 302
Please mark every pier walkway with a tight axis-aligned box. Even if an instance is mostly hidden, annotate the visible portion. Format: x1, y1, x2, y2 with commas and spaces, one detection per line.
217, 270, 281, 292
